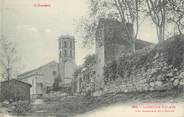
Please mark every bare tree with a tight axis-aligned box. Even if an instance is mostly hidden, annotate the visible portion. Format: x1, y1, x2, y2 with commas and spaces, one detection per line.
79, 0, 183, 47
113, 0, 141, 52
77, 0, 144, 52
146, 0, 167, 43
167, 0, 184, 35
0, 36, 21, 81
76, 0, 117, 47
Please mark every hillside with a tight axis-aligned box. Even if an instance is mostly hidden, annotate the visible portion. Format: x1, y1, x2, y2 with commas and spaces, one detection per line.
28, 35, 184, 117
1, 35, 184, 117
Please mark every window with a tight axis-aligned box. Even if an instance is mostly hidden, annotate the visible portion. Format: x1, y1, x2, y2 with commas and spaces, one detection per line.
109, 27, 113, 33
52, 71, 56, 76
40, 83, 43, 88
64, 50, 67, 56
64, 41, 67, 48
98, 29, 103, 47
70, 50, 72, 57
99, 58, 101, 62
59, 41, 61, 49
59, 51, 62, 58
87, 73, 90, 81
70, 41, 72, 48
32, 79, 34, 85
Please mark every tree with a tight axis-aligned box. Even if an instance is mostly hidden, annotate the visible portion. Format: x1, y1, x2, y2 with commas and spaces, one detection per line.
0, 36, 20, 81
83, 54, 96, 67
78, 0, 144, 52
77, 0, 117, 47
145, 0, 184, 42
146, 0, 167, 43
113, 0, 142, 52
167, 0, 184, 35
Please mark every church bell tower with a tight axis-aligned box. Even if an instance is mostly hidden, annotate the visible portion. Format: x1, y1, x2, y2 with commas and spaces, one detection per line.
58, 35, 77, 85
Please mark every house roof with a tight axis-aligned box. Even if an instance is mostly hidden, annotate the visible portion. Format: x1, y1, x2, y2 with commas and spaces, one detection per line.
58, 35, 75, 40
1, 79, 32, 87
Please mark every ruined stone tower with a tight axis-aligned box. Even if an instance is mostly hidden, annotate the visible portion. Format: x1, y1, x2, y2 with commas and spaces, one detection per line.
95, 18, 133, 91
95, 18, 151, 93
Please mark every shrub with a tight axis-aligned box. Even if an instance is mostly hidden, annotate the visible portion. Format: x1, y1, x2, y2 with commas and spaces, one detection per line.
104, 60, 118, 84
12, 101, 31, 115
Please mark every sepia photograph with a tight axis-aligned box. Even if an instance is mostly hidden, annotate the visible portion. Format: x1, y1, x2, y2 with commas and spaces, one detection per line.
0, 0, 184, 117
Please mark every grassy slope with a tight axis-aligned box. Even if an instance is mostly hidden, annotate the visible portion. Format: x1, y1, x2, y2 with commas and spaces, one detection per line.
29, 87, 184, 117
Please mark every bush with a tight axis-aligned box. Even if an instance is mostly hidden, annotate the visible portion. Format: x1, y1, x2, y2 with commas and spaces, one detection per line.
12, 101, 31, 115
104, 60, 118, 84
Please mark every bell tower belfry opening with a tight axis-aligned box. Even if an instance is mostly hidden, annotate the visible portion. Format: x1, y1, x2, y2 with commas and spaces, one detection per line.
58, 35, 77, 85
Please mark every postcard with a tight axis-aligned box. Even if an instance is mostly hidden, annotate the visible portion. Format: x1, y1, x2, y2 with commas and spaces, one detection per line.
0, 0, 184, 117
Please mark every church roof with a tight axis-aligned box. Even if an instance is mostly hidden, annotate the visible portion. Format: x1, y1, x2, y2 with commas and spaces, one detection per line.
17, 61, 58, 80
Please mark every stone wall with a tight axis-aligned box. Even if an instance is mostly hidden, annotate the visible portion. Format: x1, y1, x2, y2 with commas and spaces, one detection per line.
95, 18, 152, 91
103, 37, 184, 94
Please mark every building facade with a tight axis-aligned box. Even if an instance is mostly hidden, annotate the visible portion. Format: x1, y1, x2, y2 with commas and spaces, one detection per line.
17, 61, 59, 96
73, 63, 96, 96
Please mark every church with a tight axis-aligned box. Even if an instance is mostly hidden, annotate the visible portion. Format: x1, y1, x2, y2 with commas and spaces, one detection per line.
17, 35, 77, 97
17, 18, 152, 97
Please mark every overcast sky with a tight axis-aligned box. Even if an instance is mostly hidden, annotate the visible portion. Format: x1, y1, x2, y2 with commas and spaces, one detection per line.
0, 0, 158, 73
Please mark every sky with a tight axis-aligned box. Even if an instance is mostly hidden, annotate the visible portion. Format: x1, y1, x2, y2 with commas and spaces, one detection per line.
0, 0, 158, 73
